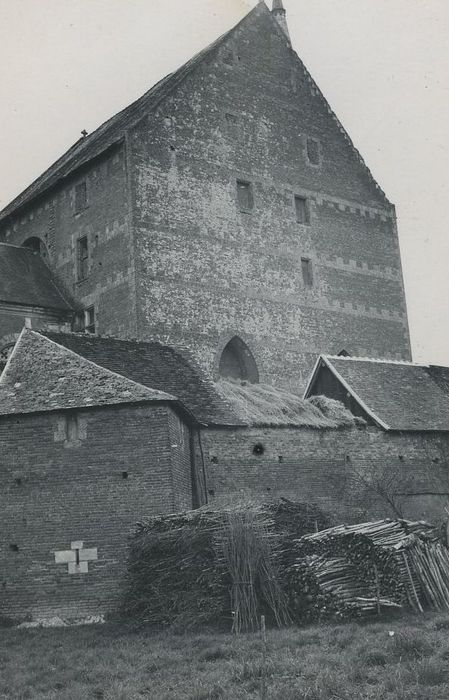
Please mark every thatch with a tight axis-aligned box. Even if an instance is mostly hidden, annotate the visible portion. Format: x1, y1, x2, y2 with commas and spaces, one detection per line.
215, 379, 363, 429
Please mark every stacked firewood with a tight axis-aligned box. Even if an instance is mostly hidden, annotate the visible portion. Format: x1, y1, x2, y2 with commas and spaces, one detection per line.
287, 519, 449, 622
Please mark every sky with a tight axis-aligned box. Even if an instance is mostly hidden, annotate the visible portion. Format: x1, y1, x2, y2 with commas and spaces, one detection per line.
0, 0, 448, 364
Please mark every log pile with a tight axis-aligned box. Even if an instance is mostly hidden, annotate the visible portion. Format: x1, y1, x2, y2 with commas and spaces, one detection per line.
124, 500, 326, 631
124, 503, 449, 630
287, 519, 449, 622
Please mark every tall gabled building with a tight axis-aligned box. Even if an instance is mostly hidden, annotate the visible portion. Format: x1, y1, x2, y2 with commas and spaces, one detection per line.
0, 2, 411, 389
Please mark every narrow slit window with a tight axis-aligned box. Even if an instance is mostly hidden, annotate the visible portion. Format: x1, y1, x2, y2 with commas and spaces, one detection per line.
75, 181, 87, 212
295, 196, 310, 224
236, 180, 253, 213
77, 237, 89, 281
66, 414, 79, 442
85, 306, 95, 334
301, 257, 313, 288
306, 138, 320, 165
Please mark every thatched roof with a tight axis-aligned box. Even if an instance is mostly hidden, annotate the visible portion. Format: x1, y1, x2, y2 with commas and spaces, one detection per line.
215, 379, 364, 429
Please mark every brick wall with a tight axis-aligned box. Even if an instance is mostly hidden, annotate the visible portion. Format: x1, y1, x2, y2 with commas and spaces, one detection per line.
0, 145, 137, 339
0, 403, 192, 621
0, 10, 411, 388
128, 9, 411, 389
202, 426, 449, 523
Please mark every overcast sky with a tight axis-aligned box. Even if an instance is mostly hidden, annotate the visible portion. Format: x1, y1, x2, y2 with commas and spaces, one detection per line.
0, 0, 448, 364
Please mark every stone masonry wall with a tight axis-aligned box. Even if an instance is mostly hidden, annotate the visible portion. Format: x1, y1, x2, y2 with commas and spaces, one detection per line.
0, 403, 192, 621
202, 426, 449, 524
0, 307, 70, 355
0, 145, 136, 339
129, 8, 411, 390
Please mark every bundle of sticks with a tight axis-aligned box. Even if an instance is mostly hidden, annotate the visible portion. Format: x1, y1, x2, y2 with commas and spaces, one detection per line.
287, 518, 449, 621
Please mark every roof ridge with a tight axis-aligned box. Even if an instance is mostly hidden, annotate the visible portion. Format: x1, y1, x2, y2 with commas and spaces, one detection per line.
0, 4, 264, 223
324, 354, 424, 367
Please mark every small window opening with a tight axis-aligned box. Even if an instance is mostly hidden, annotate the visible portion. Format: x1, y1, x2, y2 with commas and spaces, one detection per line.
236, 180, 254, 213
338, 349, 350, 357
306, 138, 320, 165
278, 456, 283, 464
301, 258, 313, 288
122, 471, 128, 480
9, 544, 19, 552
211, 456, 218, 464
253, 443, 265, 456
295, 196, 310, 225
77, 236, 89, 281
15, 477, 22, 486
75, 181, 88, 212
84, 306, 95, 334
66, 414, 79, 442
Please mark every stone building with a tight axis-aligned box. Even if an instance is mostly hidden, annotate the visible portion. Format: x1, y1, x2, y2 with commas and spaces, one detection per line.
1, 329, 448, 620
0, 1, 410, 390
0, 3, 442, 621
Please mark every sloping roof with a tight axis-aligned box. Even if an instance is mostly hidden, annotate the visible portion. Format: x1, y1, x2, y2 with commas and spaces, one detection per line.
0, 244, 72, 311
0, 329, 178, 417
216, 379, 363, 429
41, 332, 242, 426
304, 355, 449, 432
0, 5, 269, 223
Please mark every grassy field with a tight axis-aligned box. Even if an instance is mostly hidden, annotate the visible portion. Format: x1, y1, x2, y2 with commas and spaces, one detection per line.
2, 613, 449, 699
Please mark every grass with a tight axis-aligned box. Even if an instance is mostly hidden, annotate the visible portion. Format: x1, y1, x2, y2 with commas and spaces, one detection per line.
2, 614, 449, 699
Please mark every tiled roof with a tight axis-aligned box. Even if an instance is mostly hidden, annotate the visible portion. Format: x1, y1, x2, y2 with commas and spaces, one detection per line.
42, 332, 242, 426
0, 5, 265, 223
0, 244, 72, 311
0, 329, 177, 417
306, 355, 449, 432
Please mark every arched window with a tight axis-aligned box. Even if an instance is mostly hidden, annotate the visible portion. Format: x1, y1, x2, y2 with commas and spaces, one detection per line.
219, 336, 259, 383
22, 237, 49, 262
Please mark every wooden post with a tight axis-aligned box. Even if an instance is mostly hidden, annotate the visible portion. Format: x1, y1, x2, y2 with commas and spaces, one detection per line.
260, 615, 267, 700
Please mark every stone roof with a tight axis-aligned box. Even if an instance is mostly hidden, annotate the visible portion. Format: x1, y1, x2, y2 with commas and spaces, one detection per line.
0, 5, 269, 223
0, 329, 179, 417
0, 244, 72, 311
305, 355, 449, 432
42, 332, 242, 426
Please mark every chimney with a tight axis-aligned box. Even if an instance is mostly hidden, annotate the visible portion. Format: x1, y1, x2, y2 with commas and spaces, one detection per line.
271, 0, 290, 40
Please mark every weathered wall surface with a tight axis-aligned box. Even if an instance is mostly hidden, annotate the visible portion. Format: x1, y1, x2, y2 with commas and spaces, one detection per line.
202, 426, 449, 523
129, 10, 411, 390
0, 404, 192, 621
0, 307, 70, 353
0, 146, 136, 338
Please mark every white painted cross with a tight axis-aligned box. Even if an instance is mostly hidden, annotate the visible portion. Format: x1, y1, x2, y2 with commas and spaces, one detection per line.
54, 541, 98, 574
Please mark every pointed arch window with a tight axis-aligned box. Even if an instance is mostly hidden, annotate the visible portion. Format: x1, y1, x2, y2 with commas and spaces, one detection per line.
219, 336, 259, 383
